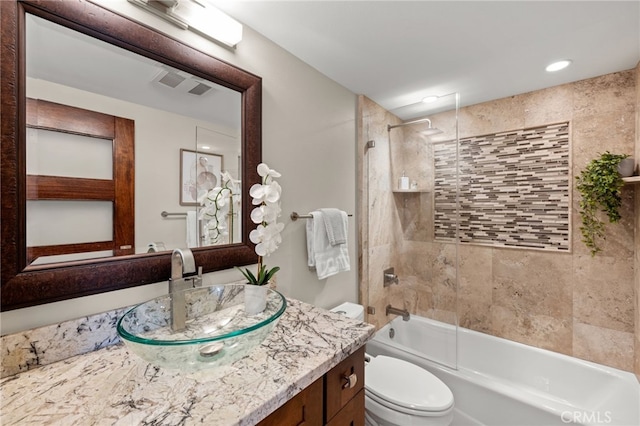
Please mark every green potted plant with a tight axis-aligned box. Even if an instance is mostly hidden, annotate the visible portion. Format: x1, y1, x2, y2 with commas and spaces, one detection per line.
575, 151, 629, 256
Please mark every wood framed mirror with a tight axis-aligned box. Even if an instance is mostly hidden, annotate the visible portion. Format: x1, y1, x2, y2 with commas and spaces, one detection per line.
1, 0, 262, 311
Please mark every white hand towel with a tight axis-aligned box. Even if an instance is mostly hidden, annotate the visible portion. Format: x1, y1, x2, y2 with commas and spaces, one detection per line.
306, 210, 350, 280
319, 208, 347, 246
186, 210, 198, 248
306, 212, 317, 269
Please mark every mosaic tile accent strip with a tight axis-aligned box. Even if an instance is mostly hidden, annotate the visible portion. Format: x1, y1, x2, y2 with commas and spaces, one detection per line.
434, 122, 570, 250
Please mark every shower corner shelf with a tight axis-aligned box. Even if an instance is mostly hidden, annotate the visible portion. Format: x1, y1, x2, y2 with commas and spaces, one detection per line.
392, 189, 429, 193
622, 176, 640, 185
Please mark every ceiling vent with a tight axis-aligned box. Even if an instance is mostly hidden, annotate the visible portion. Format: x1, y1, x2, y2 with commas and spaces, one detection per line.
188, 82, 212, 96
154, 69, 187, 88
151, 68, 214, 96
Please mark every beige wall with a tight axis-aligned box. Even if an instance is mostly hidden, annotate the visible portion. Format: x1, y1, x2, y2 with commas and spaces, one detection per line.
1, 0, 359, 334
360, 68, 638, 372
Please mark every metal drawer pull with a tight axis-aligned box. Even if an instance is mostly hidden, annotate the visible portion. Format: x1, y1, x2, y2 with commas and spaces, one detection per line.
342, 373, 357, 389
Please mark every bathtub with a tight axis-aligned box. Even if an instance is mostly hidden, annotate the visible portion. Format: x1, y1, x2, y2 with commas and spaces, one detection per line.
365, 316, 639, 426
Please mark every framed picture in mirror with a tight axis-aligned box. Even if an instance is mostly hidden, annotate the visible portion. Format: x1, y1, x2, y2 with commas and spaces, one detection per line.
180, 149, 223, 206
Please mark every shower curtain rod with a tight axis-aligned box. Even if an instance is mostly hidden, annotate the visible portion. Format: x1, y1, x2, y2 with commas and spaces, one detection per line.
387, 117, 432, 131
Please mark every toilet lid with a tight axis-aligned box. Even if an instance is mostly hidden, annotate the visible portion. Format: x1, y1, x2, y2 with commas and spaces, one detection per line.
366, 355, 454, 412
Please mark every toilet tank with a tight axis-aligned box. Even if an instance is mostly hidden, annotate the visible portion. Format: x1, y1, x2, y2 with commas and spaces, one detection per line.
330, 302, 364, 321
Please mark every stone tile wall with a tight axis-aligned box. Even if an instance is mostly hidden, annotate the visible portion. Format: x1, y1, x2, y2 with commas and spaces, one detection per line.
358, 67, 637, 372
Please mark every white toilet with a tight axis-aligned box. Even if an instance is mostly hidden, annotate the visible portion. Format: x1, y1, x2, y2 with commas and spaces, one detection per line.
330, 303, 455, 426
330, 302, 366, 321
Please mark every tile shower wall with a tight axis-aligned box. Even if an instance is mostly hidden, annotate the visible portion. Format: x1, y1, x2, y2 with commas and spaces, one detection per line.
358, 67, 638, 372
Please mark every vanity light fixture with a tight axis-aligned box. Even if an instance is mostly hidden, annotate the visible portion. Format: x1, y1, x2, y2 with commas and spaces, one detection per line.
545, 59, 572, 72
128, 0, 243, 47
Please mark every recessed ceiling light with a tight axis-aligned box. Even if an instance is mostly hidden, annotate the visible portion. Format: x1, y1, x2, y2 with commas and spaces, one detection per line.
545, 60, 572, 72
422, 95, 439, 103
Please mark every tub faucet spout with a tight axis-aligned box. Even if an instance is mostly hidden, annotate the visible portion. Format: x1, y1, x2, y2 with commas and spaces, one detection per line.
386, 304, 410, 321
169, 248, 203, 331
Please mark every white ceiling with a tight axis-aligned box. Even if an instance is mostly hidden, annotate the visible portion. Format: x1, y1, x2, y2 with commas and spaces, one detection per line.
213, 0, 640, 120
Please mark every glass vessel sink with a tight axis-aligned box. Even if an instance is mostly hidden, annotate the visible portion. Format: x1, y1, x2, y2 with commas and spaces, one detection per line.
117, 284, 286, 370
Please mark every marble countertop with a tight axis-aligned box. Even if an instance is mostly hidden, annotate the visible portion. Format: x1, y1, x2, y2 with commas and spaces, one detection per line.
0, 298, 375, 425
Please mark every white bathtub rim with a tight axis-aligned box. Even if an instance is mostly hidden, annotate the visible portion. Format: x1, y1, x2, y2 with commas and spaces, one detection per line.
370, 317, 639, 426
369, 341, 588, 415
367, 341, 638, 426
379, 315, 638, 385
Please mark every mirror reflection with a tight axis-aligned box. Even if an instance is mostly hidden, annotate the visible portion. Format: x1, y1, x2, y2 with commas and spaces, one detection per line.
25, 13, 242, 265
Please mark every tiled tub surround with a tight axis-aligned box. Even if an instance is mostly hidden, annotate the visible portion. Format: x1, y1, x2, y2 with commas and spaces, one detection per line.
359, 68, 637, 372
0, 298, 375, 425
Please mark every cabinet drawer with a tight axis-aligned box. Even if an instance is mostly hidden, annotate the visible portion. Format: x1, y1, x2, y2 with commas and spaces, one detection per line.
324, 346, 365, 421
326, 388, 365, 426
257, 377, 323, 426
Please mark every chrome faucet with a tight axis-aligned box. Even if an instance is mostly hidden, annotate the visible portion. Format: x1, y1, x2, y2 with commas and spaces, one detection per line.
386, 304, 410, 321
169, 248, 203, 331
383, 267, 399, 287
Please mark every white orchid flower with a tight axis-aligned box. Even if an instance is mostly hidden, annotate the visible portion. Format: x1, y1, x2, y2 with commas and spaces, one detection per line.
249, 181, 281, 205
264, 181, 281, 203
264, 198, 282, 212
220, 170, 234, 183
257, 163, 281, 179
197, 192, 209, 206
221, 171, 242, 195
251, 204, 279, 224
249, 224, 270, 256
250, 222, 284, 256
199, 172, 241, 245
239, 162, 285, 285
249, 183, 265, 204
249, 224, 264, 244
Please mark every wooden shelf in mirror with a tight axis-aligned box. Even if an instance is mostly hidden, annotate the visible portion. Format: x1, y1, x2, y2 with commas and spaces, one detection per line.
25, 98, 135, 262
622, 176, 640, 184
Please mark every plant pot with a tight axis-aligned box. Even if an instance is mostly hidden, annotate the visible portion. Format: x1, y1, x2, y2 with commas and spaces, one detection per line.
244, 284, 268, 315
618, 158, 635, 177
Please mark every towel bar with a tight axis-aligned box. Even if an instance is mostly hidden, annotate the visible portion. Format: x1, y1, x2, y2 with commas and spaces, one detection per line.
161, 211, 188, 217
290, 211, 353, 221
162, 211, 239, 218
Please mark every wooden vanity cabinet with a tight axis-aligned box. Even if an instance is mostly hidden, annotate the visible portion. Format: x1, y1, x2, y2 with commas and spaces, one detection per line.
257, 346, 365, 426
256, 377, 324, 426
324, 346, 365, 425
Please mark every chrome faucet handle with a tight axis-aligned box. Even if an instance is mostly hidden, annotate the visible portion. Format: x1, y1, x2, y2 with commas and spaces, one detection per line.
384, 273, 399, 282
176, 266, 203, 290
383, 267, 399, 287
190, 266, 203, 288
